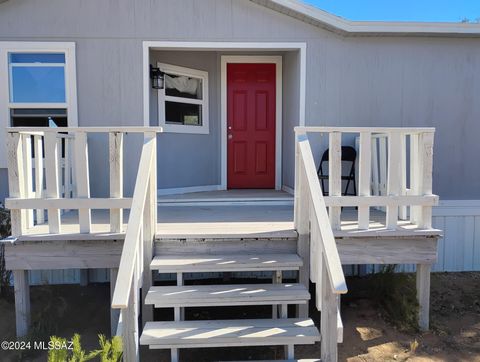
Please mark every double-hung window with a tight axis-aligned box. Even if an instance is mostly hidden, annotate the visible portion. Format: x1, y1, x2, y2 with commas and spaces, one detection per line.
157, 63, 209, 134
0, 42, 77, 167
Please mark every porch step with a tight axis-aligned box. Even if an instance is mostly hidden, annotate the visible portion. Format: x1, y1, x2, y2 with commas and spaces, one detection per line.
140, 318, 320, 349
157, 190, 294, 207
150, 253, 303, 273
145, 283, 310, 307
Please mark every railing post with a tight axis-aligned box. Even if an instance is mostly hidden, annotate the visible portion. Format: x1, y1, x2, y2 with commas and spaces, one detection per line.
44, 132, 61, 233
386, 132, 401, 229
358, 132, 371, 229
294, 131, 310, 318
410, 134, 420, 224
321, 253, 338, 362
6, 132, 26, 235
142, 132, 156, 325
109, 131, 123, 334
328, 132, 341, 229
7, 132, 31, 337
122, 272, 139, 362
419, 132, 434, 229
74, 131, 91, 233
109, 132, 124, 232
34, 135, 45, 224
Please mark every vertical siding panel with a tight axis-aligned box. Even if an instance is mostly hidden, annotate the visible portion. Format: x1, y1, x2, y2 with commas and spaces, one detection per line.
432, 216, 445, 272
464, 216, 475, 271
443, 217, 458, 271
455, 217, 466, 271
474, 216, 480, 270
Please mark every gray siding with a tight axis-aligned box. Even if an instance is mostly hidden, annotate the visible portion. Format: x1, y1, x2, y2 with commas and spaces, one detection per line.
0, 0, 478, 199
150, 51, 220, 189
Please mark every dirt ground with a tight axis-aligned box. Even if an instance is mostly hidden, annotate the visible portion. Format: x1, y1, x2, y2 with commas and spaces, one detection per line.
0, 272, 479, 362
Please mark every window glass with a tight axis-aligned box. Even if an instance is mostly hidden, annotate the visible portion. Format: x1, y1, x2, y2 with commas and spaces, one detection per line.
165, 74, 203, 100
165, 102, 202, 126
9, 52, 66, 103
10, 53, 65, 63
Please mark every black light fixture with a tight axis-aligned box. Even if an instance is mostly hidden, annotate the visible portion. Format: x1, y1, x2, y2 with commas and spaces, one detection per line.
150, 64, 165, 90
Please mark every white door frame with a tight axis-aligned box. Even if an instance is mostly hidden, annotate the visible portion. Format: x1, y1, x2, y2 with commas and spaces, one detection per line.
221, 55, 282, 190
142, 41, 306, 193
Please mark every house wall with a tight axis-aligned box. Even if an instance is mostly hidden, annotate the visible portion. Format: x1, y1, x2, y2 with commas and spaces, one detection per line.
0, 0, 478, 199
150, 50, 220, 189
0, 0, 479, 279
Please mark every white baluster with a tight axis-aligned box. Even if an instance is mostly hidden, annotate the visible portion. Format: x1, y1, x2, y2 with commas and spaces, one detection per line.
358, 131, 371, 229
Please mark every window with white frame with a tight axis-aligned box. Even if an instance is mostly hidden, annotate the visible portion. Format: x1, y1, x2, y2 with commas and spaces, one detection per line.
0, 42, 78, 168
157, 63, 209, 134
1, 43, 77, 128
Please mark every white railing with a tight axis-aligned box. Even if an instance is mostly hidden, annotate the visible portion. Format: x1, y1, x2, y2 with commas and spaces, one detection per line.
6, 127, 160, 359
294, 130, 348, 362
111, 132, 157, 362
298, 127, 438, 231
5, 127, 161, 236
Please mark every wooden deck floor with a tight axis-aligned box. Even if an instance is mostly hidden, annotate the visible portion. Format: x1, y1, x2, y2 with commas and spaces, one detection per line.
12, 205, 441, 242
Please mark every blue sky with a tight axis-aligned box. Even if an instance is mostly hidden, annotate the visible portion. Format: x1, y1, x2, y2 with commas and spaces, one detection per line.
303, 0, 480, 23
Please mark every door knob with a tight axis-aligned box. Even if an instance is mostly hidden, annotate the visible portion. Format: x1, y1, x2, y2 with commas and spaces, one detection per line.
228, 134, 233, 140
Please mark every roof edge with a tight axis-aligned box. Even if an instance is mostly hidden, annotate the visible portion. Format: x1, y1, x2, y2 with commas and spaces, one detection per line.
253, 0, 480, 37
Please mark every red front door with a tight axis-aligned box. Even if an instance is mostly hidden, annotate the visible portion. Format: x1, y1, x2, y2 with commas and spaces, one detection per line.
227, 63, 276, 189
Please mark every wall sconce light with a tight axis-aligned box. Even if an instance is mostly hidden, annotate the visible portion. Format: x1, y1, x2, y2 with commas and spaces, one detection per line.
150, 64, 165, 90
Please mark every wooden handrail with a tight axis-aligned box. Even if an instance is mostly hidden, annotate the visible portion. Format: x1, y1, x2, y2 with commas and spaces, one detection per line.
294, 126, 435, 134
111, 136, 155, 309
5, 197, 133, 210
297, 133, 347, 294
7, 127, 163, 134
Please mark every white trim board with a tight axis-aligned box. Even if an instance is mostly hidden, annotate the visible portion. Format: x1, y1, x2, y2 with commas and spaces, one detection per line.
221, 55, 283, 191
253, 0, 480, 37
157, 185, 222, 197
0, 41, 78, 168
156, 62, 209, 134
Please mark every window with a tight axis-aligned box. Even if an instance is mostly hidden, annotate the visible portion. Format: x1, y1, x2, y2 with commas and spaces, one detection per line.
0, 42, 78, 168
9, 53, 67, 103
157, 63, 209, 134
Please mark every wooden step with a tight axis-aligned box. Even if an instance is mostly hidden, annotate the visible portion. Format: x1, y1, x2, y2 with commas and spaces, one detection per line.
150, 253, 303, 273
145, 283, 310, 307
140, 318, 320, 349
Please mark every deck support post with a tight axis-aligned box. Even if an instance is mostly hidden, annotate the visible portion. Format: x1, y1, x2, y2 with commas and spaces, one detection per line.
110, 268, 120, 336
416, 264, 431, 331
13, 270, 30, 338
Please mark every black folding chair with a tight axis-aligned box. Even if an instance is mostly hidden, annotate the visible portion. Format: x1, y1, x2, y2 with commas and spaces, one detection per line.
317, 146, 357, 196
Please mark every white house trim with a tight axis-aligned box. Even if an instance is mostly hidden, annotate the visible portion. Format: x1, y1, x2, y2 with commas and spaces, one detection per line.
0, 41, 78, 168
156, 62, 209, 135
142, 41, 306, 193
254, 0, 480, 37
220, 55, 283, 190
